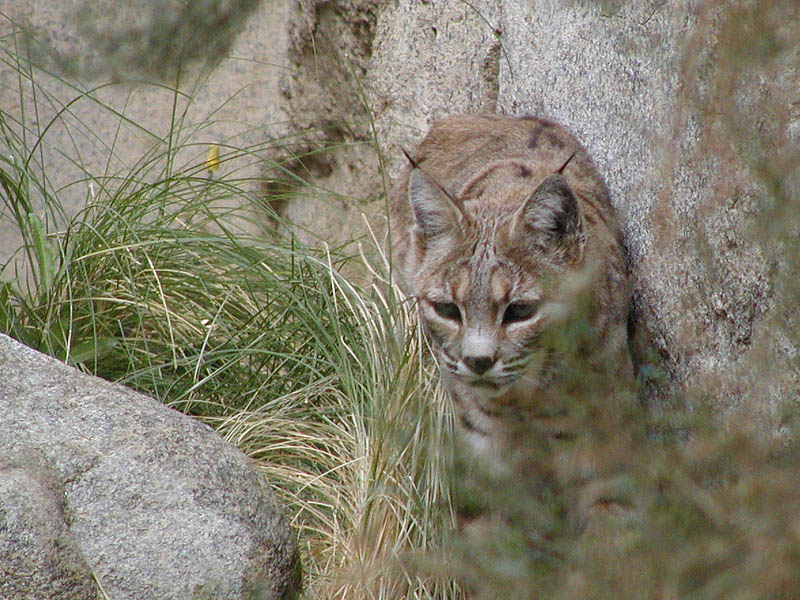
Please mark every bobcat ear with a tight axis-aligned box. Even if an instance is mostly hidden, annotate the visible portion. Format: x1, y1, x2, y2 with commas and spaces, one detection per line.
407, 167, 466, 240
510, 174, 584, 260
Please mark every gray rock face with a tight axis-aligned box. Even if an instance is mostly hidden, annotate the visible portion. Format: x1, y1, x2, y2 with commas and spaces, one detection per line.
0, 451, 98, 600
0, 334, 300, 600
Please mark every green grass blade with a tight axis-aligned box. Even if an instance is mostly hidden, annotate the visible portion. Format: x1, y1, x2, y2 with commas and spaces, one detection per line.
26, 211, 55, 293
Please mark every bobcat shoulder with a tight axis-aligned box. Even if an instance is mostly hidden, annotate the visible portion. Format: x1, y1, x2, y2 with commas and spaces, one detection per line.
389, 114, 633, 459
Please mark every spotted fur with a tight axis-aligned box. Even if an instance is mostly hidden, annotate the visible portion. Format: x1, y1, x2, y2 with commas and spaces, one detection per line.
390, 114, 633, 462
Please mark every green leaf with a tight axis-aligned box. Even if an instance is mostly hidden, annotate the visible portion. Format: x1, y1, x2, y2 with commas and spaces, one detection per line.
27, 212, 55, 293
0, 280, 15, 334
68, 337, 120, 366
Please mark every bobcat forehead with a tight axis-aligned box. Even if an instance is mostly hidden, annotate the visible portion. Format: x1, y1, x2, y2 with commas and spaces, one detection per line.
453, 263, 471, 301
424, 249, 518, 310
489, 269, 512, 304
467, 253, 517, 304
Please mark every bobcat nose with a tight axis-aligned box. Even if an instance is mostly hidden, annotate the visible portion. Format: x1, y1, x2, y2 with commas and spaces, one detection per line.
463, 355, 494, 375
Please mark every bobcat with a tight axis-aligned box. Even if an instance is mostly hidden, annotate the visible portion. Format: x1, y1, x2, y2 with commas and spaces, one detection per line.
389, 114, 635, 528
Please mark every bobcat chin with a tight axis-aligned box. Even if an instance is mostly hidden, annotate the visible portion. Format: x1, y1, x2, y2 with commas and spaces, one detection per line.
390, 114, 634, 521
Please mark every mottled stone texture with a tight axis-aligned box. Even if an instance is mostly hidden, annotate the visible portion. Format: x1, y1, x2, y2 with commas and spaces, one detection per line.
0, 334, 300, 600
0, 452, 98, 600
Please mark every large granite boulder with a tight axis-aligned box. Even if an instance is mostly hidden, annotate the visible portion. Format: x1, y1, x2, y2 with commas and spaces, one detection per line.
0, 334, 300, 600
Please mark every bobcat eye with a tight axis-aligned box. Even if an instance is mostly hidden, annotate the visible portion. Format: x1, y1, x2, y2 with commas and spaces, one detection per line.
430, 301, 462, 322
502, 302, 538, 325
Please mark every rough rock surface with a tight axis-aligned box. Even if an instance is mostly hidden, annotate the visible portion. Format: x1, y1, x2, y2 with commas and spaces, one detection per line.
0, 452, 98, 600
0, 334, 300, 600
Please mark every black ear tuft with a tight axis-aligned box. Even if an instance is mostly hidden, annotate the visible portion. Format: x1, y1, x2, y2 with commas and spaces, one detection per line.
401, 147, 419, 169
557, 151, 577, 175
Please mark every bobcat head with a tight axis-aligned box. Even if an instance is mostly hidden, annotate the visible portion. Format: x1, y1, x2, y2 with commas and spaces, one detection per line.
402, 155, 585, 402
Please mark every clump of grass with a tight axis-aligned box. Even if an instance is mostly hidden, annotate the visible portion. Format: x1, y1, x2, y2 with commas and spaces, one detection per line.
210, 247, 462, 598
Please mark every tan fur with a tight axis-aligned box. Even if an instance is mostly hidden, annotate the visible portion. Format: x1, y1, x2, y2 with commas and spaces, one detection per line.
389, 114, 634, 481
